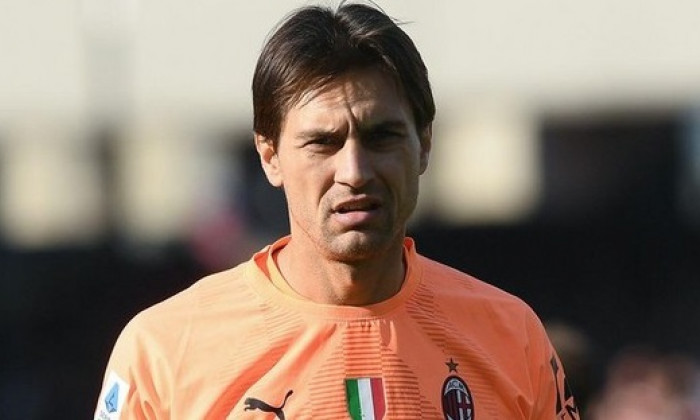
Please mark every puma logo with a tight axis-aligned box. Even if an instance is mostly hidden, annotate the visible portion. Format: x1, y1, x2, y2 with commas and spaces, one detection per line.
244, 390, 293, 419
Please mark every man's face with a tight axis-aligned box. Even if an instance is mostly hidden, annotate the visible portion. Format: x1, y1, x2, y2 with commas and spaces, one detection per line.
257, 67, 431, 262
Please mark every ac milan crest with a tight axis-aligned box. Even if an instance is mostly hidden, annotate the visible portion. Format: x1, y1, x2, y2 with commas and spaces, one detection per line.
441, 359, 474, 420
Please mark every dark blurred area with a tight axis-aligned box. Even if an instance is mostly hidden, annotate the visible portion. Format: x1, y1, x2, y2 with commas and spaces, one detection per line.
414, 110, 700, 416
2, 108, 700, 419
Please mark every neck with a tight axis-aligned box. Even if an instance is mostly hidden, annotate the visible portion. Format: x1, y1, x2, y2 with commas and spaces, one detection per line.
276, 238, 406, 306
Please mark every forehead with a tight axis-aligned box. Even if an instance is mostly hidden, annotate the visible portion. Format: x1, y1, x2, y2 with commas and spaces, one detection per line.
284, 68, 413, 129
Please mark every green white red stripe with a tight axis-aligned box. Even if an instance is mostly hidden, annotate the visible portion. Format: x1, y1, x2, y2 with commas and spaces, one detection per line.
345, 377, 386, 420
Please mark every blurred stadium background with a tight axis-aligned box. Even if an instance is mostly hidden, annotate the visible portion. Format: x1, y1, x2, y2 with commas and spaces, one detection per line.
2, 0, 700, 418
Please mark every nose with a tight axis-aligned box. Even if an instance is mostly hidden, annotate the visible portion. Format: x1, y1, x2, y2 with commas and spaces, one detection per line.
334, 137, 374, 189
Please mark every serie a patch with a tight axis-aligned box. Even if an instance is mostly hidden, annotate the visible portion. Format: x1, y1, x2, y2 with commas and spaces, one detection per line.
95, 371, 130, 420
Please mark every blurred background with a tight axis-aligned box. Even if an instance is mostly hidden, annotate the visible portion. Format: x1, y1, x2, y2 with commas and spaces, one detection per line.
2, 0, 700, 418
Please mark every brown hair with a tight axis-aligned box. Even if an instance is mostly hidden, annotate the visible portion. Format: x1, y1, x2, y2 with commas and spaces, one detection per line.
252, 2, 435, 146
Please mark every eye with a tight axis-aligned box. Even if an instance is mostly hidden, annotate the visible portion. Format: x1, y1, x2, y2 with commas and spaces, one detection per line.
377, 129, 401, 139
365, 128, 404, 148
304, 136, 342, 153
310, 136, 334, 145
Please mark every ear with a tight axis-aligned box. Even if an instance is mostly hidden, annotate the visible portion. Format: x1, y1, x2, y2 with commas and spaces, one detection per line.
418, 123, 432, 174
254, 133, 283, 187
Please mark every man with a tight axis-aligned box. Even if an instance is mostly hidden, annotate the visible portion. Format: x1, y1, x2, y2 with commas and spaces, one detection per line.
95, 2, 579, 419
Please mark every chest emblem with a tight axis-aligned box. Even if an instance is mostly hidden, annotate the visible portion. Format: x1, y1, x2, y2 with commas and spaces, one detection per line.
442, 358, 474, 420
345, 377, 386, 420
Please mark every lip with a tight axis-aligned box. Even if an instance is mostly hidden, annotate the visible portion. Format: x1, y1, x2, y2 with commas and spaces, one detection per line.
332, 196, 381, 213
331, 196, 382, 227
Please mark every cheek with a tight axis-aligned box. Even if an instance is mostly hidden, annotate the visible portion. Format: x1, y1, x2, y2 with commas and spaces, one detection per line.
282, 167, 329, 212
388, 156, 422, 211
382, 152, 421, 186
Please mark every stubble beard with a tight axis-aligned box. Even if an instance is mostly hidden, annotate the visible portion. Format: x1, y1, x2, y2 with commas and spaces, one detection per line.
321, 226, 399, 263
320, 199, 412, 264
321, 188, 419, 264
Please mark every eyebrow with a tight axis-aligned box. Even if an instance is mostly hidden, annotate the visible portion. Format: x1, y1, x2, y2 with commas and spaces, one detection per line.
295, 119, 409, 142
357, 119, 410, 138
295, 128, 343, 142
362, 119, 408, 132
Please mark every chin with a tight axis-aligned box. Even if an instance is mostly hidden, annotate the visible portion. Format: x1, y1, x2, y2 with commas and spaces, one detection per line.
324, 231, 397, 263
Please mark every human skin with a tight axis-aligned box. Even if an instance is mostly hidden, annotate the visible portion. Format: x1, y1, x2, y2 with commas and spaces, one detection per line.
255, 67, 432, 305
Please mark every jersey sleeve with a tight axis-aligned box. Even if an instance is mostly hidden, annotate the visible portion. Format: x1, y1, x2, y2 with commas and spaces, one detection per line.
94, 315, 170, 420
526, 310, 580, 420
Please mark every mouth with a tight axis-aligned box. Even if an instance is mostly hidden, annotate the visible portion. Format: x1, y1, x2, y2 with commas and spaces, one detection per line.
331, 198, 382, 228
332, 197, 381, 214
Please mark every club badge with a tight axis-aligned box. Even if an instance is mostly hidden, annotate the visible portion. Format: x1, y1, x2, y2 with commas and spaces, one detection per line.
441, 358, 474, 420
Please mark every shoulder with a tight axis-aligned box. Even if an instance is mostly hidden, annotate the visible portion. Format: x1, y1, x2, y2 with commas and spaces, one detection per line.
418, 253, 528, 307
116, 261, 253, 353
412, 252, 557, 368
414, 253, 546, 336
96, 260, 264, 416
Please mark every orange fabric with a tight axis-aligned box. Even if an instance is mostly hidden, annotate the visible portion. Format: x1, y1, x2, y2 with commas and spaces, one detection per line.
95, 237, 579, 419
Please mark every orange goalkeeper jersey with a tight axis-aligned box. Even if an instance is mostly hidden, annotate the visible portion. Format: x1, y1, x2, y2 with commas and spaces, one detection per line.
95, 237, 579, 419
